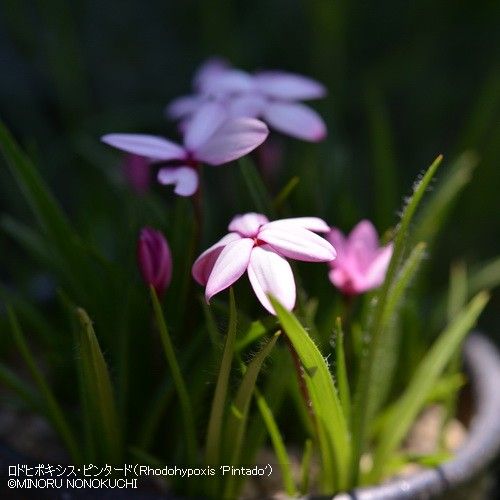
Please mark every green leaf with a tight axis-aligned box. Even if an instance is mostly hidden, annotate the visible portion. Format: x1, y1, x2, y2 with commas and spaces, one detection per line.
76, 307, 122, 463
8, 307, 82, 463
334, 317, 351, 425
351, 155, 442, 482
469, 256, 500, 294
0, 361, 40, 409
239, 156, 275, 216
149, 287, 197, 466
223, 332, 280, 499
271, 296, 351, 492
273, 176, 300, 210
300, 439, 314, 495
254, 386, 297, 496
205, 288, 238, 467
371, 291, 489, 479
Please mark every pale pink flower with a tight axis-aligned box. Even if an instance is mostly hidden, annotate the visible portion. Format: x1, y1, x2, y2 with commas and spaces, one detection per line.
102, 106, 268, 197
137, 227, 173, 298
192, 213, 335, 314
167, 58, 327, 142
327, 220, 393, 296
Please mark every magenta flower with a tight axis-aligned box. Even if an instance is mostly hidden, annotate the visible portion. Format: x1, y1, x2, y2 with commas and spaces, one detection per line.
326, 220, 393, 296
102, 107, 268, 197
167, 58, 327, 142
192, 213, 336, 314
137, 227, 173, 298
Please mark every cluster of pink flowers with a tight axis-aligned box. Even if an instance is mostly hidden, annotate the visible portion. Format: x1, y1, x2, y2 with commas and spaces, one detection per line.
102, 58, 327, 197
138, 216, 393, 314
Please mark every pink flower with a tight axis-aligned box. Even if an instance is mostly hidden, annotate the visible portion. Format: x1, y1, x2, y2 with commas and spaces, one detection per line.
122, 154, 151, 195
192, 213, 336, 314
327, 220, 393, 296
137, 227, 173, 298
167, 58, 327, 142
102, 106, 268, 197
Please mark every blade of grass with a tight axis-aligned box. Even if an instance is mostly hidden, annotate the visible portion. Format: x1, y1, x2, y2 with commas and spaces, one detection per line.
223, 332, 280, 499
254, 386, 297, 496
273, 176, 300, 210
76, 307, 122, 463
271, 296, 350, 492
351, 156, 442, 483
0, 362, 40, 409
7, 307, 82, 463
149, 286, 197, 466
334, 317, 351, 425
300, 438, 314, 495
370, 291, 489, 480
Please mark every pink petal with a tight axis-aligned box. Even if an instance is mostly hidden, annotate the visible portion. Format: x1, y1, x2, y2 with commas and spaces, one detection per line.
361, 243, 393, 291
194, 118, 269, 166
264, 217, 330, 233
102, 134, 185, 161
166, 95, 206, 120
262, 102, 326, 142
258, 225, 336, 262
157, 166, 199, 197
327, 228, 347, 263
228, 213, 269, 237
192, 233, 242, 285
247, 244, 296, 314
348, 220, 379, 252
228, 94, 266, 118
205, 238, 254, 302
194, 57, 231, 92
254, 71, 326, 100
201, 69, 255, 95
183, 101, 228, 150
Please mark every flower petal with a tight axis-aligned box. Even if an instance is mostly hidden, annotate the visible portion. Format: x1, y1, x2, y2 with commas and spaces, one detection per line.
192, 233, 242, 285
183, 101, 228, 151
247, 245, 296, 314
194, 57, 231, 92
264, 217, 330, 233
362, 243, 393, 291
262, 102, 326, 142
348, 220, 379, 253
259, 225, 336, 262
157, 166, 199, 197
201, 69, 255, 95
194, 118, 269, 165
102, 134, 185, 161
228, 94, 266, 118
327, 228, 347, 263
166, 94, 206, 120
205, 238, 254, 302
254, 71, 326, 100
228, 213, 269, 237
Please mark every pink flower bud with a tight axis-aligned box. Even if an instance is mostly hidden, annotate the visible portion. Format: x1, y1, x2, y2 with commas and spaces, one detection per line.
137, 227, 172, 297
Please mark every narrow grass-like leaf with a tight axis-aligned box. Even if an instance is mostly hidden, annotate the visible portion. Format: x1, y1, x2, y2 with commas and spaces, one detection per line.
351, 155, 442, 482
469, 256, 500, 294
413, 152, 477, 247
8, 307, 82, 463
334, 317, 351, 425
273, 176, 300, 210
371, 291, 489, 480
254, 386, 297, 496
76, 307, 122, 463
205, 288, 237, 467
239, 157, 275, 216
271, 296, 350, 492
235, 319, 268, 352
149, 287, 197, 465
0, 361, 40, 409
300, 438, 314, 495
223, 332, 280, 499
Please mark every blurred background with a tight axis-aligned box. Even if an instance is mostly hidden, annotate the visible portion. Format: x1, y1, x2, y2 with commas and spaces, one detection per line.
0, 0, 499, 333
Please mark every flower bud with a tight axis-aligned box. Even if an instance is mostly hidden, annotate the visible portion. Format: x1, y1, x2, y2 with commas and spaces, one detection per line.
137, 227, 172, 297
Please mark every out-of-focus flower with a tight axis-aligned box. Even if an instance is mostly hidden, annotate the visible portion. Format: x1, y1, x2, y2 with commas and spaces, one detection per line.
122, 154, 151, 195
167, 58, 327, 142
327, 220, 393, 296
102, 107, 268, 197
137, 227, 173, 298
192, 213, 335, 314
